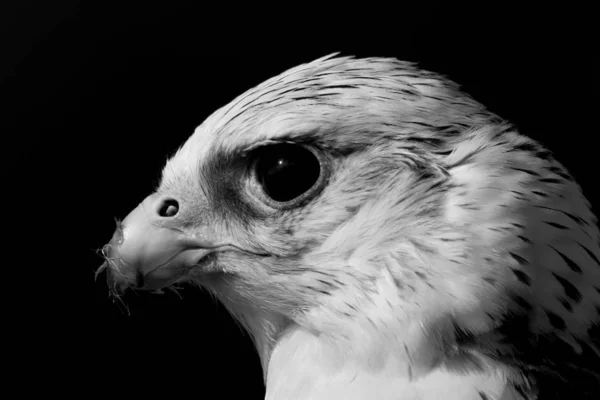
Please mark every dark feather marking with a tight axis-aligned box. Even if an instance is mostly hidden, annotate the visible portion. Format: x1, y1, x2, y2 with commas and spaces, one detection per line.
513, 141, 539, 153
512, 269, 532, 285
532, 190, 549, 197
512, 294, 533, 311
414, 271, 428, 281
278, 86, 313, 96
419, 94, 446, 101
539, 177, 563, 184
425, 179, 446, 193
307, 286, 331, 295
483, 277, 496, 285
393, 277, 404, 289
517, 235, 532, 244
545, 221, 569, 230
323, 84, 359, 90
550, 246, 583, 273
579, 243, 600, 268
311, 270, 335, 277
407, 136, 445, 147
545, 310, 566, 330
510, 166, 540, 177
440, 237, 466, 242
433, 149, 453, 156
445, 151, 477, 169
478, 392, 490, 400
316, 279, 336, 288
459, 202, 480, 211
491, 125, 515, 139
510, 252, 529, 265
546, 165, 573, 181
345, 205, 361, 214
559, 297, 573, 312
535, 205, 585, 226
292, 95, 337, 101
352, 76, 384, 81
552, 272, 582, 303
366, 316, 377, 328
535, 149, 553, 161
406, 120, 435, 128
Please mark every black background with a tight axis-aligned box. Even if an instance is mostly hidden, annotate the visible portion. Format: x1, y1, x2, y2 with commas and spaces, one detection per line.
4, 2, 596, 398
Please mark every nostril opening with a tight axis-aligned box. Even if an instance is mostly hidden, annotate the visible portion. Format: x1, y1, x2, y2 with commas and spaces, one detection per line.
158, 198, 179, 217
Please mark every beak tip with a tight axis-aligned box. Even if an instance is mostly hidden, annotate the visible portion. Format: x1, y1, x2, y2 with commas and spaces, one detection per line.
101, 201, 202, 294
101, 233, 134, 295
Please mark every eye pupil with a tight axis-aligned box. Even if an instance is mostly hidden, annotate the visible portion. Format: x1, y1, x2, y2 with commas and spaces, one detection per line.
255, 143, 321, 203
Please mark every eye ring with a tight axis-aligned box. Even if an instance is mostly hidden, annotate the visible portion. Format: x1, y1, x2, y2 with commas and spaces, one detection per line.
247, 142, 328, 210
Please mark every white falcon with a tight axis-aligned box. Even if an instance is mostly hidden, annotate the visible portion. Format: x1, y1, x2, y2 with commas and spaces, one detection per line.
99, 54, 600, 399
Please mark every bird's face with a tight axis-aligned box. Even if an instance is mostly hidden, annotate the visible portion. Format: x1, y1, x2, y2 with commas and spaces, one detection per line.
101, 55, 497, 366
100, 55, 600, 398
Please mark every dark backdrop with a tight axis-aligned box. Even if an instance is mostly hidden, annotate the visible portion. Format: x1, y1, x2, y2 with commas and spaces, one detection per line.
3, 3, 595, 398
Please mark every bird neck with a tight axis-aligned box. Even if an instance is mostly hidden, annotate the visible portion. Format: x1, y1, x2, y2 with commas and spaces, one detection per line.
264, 324, 521, 400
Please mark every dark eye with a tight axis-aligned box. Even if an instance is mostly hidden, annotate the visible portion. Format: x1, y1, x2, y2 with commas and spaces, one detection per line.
254, 143, 321, 203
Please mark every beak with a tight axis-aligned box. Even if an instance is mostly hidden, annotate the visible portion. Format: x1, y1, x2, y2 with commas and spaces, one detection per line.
101, 193, 215, 295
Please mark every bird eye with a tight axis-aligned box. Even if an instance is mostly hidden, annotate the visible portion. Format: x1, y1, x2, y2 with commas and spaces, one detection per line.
252, 143, 322, 205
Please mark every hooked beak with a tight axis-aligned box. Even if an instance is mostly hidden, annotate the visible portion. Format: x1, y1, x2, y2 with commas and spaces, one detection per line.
100, 194, 216, 295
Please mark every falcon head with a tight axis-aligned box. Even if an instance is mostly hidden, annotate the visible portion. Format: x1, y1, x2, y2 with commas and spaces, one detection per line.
99, 55, 600, 399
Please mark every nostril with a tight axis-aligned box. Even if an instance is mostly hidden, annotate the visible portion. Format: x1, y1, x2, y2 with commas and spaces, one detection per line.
157, 198, 179, 217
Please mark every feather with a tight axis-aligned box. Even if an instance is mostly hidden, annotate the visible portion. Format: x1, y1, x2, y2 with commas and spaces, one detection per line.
103, 55, 600, 399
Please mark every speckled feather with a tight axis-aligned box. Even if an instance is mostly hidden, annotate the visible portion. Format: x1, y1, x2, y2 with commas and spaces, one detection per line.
156, 54, 600, 399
